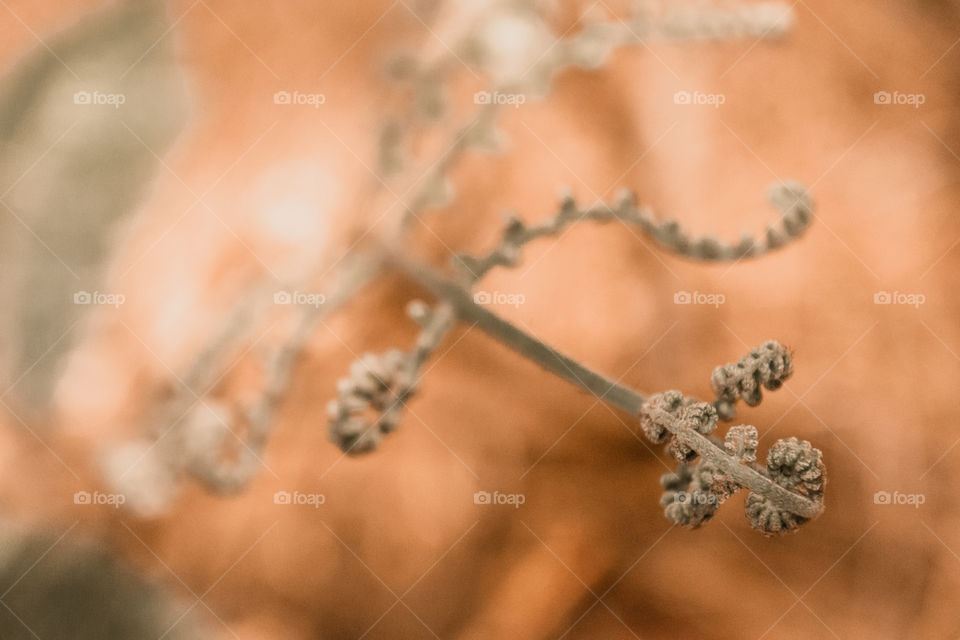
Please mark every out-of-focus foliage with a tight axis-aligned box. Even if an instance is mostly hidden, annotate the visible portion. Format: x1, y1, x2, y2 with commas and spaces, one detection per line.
0, 0, 187, 408
0, 525, 198, 639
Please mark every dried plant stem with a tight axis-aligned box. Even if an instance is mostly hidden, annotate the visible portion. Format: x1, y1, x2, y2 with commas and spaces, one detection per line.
397, 259, 822, 519
409, 301, 456, 368
242, 255, 386, 434
394, 101, 502, 231
457, 182, 812, 284
148, 255, 384, 493
414, 263, 646, 411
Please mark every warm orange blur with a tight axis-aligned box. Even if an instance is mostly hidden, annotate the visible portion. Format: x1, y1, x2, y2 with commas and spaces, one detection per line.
0, 0, 959, 638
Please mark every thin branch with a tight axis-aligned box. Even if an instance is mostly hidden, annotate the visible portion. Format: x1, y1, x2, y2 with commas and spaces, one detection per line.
401, 260, 646, 413
393, 258, 822, 521
456, 182, 812, 284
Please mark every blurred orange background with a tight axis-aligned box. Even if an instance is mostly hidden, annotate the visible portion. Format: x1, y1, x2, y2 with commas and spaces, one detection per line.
0, 0, 958, 638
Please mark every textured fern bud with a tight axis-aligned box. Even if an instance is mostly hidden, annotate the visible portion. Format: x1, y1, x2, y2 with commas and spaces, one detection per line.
724, 425, 759, 463
639, 390, 685, 444
667, 438, 698, 463
711, 340, 792, 418
327, 350, 416, 455
638, 342, 823, 534
766, 437, 825, 499
674, 403, 718, 461
682, 402, 718, 435
746, 437, 825, 536
660, 462, 722, 528
745, 493, 804, 535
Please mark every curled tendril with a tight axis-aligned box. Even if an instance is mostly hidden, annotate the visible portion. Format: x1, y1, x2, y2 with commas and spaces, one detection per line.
661, 462, 722, 528
639, 390, 684, 444
641, 394, 718, 462
455, 183, 812, 285
327, 350, 417, 455
327, 301, 454, 455
710, 340, 793, 420
767, 437, 826, 499
660, 460, 740, 528
744, 493, 804, 535
746, 438, 824, 536
745, 438, 826, 536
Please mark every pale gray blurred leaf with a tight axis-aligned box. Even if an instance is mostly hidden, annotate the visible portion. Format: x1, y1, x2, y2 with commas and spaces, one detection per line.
0, 0, 188, 409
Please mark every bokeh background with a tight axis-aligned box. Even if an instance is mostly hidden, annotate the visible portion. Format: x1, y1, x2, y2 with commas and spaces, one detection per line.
0, 0, 958, 637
